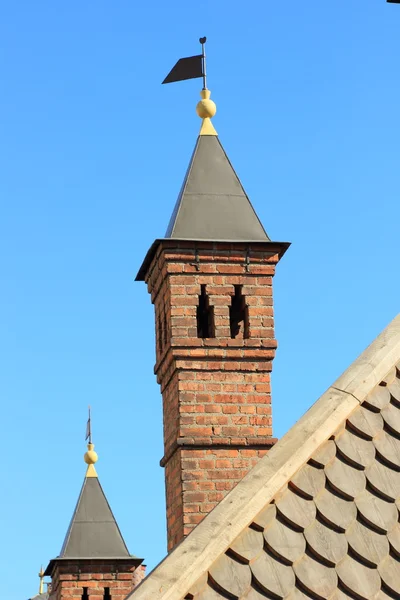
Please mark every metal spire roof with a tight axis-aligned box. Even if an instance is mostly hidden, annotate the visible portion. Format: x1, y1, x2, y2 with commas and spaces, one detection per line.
58, 441, 130, 559
135, 86, 289, 281
59, 475, 131, 559
44, 442, 135, 577
165, 134, 270, 242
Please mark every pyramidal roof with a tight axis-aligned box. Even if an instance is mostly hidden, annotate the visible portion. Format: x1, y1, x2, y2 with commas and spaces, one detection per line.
128, 314, 400, 600
45, 442, 140, 576
135, 88, 286, 281
165, 135, 270, 241
59, 476, 130, 559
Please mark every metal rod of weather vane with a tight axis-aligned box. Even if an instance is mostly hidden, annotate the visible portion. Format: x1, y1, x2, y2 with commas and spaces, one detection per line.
200, 37, 207, 90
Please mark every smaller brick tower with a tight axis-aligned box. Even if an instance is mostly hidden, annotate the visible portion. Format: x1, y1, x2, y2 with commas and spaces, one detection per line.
45, 440, 144, 600
137, 86, 289, 551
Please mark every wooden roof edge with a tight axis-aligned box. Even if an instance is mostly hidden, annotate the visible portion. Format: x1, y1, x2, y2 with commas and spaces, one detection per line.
128, 313, 400, 600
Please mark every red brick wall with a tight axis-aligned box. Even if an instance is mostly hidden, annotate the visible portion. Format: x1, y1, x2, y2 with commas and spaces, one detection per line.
49, 560, 143, 600
165, 446, 271, 549
145, 241, 283, 551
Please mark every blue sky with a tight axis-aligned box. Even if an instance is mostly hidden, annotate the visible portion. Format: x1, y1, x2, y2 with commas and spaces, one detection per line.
1, 2, 399, 598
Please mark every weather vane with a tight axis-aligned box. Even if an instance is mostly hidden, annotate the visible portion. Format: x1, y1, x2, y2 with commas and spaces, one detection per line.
85, 405, 92, 444
161, 37, 217, 136
162, 37, 208, 89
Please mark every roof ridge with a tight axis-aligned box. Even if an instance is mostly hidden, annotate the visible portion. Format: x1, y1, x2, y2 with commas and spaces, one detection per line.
127, 313, 400, 600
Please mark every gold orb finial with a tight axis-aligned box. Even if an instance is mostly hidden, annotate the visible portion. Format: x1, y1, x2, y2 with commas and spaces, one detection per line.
196, 89, 217, 119
84, 442, 98, 465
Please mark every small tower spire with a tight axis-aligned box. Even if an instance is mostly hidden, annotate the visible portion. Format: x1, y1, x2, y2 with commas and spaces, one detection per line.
38, 566, 44, 595
44, 423, 144, 600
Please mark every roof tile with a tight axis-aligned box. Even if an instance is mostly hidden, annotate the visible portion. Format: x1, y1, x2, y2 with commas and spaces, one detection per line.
188, 370, 400, 600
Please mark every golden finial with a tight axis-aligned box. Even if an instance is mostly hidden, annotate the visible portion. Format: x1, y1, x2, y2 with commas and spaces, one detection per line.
38, 566, 45, 594
84, 442, 98, 478
197, 89, 217, 136
84, 406, 98, 477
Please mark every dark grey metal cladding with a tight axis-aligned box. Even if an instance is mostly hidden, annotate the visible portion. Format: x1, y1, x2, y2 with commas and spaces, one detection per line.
60, 477, 130, 559
166, 136, 270, 241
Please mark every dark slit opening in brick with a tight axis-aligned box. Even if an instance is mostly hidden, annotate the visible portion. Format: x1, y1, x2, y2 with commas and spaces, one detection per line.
82, 587, 89, 600
163, 312, 168, 347
197, 284, 215, 338
103, 587, 111, 600
230, 285, 249, 339
158, 313, 163, 353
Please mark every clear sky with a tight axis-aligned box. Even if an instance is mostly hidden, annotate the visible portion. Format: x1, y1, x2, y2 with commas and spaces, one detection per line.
1, 2, 399, 599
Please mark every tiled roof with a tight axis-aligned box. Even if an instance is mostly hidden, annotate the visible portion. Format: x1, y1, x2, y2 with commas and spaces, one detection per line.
128, 314, 400, 600
188, 366, 400, 599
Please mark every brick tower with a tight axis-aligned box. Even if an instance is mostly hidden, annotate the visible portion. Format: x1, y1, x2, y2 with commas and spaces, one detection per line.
45, 441, 144, 600
136, 88, 289, 551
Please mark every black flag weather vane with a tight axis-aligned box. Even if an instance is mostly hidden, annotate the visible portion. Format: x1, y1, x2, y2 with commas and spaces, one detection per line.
162, 37, 208, 89
85, 405, 92, 443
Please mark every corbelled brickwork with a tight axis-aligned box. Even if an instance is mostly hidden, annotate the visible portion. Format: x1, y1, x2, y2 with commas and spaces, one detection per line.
144, 239, 286, 550
48, 560, 141, 600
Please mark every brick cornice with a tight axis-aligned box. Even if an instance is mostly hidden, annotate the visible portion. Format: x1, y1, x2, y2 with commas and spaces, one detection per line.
155, 344, 276, 390
160, 437, 278, 467
137, 239, 289, 284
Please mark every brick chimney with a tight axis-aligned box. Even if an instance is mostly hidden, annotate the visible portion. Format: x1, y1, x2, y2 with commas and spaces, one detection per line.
137, 104, 289, 551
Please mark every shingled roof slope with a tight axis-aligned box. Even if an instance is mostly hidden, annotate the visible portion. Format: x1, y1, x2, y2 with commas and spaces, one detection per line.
128, 314, 400, 600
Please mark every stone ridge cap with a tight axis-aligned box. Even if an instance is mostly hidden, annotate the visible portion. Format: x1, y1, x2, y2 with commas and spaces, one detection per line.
127, 313, 400, 600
